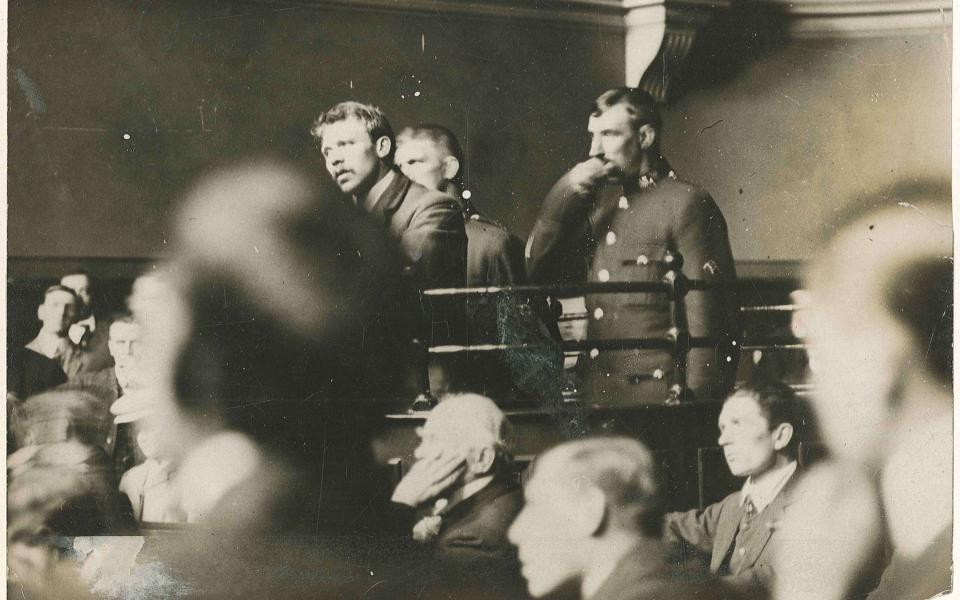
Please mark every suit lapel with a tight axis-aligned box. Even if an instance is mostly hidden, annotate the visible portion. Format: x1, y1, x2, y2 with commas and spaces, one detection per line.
440, 476, 515, 531
710, 492, 743, 573
367, 168, 410, 226
738, 475, 798, 569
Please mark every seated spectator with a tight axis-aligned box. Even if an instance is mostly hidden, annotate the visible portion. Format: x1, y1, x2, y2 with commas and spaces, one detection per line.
61, 271, 114, 375
663, 381, 805, 594
114, 391, 186, 524
774, 181, 952, 600
391, 393, 524, 593
508, 437, 728, 600
23, 285, 84, 379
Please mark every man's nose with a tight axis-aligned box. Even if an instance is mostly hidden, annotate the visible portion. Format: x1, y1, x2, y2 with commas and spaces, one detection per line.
507, 511, 524, 544
718, 430, 730, 446
589, 135, 603, 159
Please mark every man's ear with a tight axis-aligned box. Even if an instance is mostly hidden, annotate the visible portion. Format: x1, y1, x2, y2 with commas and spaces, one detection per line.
772, 422, 795, 452
375, 135, 392, 160
474, 446, 496, 475
638, 124, 657, 152
572, 486, 607, 538
441, 156, 461, 182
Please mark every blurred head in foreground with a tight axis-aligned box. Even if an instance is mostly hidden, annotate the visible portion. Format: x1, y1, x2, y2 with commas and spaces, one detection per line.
140, 159, 405, 466
508, 437, 662, 598
803, 179, 952, 468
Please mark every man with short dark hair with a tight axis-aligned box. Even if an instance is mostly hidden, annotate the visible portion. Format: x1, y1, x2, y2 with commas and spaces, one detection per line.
526, 87, 739, 405
396, 125, 561, 400
24, 285, 84, 379
509, 437, 726, 600
61, 271, 114, 375
663, 382, 803, 593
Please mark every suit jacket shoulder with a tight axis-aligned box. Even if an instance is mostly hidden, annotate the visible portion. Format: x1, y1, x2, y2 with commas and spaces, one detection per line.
436, 476, 523, 558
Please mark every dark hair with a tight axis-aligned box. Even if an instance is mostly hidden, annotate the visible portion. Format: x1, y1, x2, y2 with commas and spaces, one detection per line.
41, 284, 78, 304
885, 257, 953, 385
397, 124, 466, 190
311, 101, 396, 164
592, 87, 662, 136
726, 381, 807, 459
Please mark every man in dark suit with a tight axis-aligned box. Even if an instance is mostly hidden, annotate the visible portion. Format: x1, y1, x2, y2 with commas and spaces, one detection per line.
509, 437, 728, 600
663, 381, 803, 594
526, 87, 739, 405
396, 125, 562, 401
391, 393, 524, 594
61, 271, 114, 375
312, 102, 467, 396
23, 285, 84, 380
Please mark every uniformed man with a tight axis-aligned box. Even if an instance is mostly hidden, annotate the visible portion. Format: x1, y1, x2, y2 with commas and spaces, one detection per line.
526, 87, 739, 405
396, 125, 561, 401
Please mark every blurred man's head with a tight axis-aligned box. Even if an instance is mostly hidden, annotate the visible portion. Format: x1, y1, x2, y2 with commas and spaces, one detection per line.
60, 272, 94, 317
414, 394, 513, 485
157, 160, 404, 463
312, 101, 395, 196
107, 316, 142, 373
508, 437, 662, 598
395, 125, 464, 195
37, 285, 78, 337
719, 382, 801, 478
804, 180, 952, 467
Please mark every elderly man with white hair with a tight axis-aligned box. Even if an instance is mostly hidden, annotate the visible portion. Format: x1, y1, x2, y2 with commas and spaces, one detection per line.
391, 393, 524, 593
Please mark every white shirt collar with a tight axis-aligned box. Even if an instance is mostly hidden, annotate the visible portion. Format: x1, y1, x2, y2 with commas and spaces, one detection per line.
741, 460, 797, 513
177, 431, 261, 523
76, 315, 97, 331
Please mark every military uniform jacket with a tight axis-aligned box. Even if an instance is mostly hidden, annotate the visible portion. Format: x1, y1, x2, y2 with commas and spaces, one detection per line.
526, 160, 739, 405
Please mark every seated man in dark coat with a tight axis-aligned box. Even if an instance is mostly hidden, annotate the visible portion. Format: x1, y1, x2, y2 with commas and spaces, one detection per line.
391, 393, 524, 594
508, 437, 730, 600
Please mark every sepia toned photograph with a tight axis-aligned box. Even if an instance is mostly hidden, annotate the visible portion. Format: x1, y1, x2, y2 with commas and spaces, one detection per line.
5, 1, 954, 598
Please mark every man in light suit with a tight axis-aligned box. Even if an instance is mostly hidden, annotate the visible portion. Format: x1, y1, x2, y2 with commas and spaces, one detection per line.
509, 437, 728, 600
312, 102, 467, 395
526, 87, 739, 405
663, 381, 804, 594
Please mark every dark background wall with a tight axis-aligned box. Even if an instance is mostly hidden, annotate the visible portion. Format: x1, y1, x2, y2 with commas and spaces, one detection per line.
8, 0, 624, 260
7, 2, 951, 268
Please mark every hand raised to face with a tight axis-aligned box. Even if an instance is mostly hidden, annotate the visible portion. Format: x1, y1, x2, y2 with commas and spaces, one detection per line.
391, 448, 467, 508
567, 157, 616, 196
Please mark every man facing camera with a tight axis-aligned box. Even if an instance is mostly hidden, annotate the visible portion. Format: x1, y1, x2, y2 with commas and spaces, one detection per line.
61, 271, 114, 375
312, 102, 466, 293
509, 437, 727, 600
391, 394, 524, 594
24, 285, 83, 379
526, 87, 739, 405
663, 382, 803, 593
312, 103, 467, 395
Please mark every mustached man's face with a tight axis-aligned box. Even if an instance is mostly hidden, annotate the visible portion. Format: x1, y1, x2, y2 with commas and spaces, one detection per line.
587, 104, 647, 182
320, 118, 387, 196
